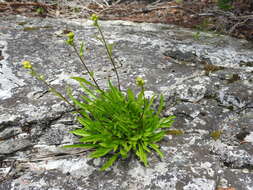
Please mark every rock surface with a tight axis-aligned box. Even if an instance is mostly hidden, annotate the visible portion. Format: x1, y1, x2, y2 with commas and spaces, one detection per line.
0, 15, 253, 190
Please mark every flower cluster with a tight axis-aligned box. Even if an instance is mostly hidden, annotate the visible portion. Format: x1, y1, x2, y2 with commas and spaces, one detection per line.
136, 76, 145, 87
22, 61, 32, 69
91, 14, 99, 26
66, 32, 75, 46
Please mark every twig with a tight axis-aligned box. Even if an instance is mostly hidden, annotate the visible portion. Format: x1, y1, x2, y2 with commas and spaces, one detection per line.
229, 18, 250, 34
102, 0, 110, 7
0, 2, 55, 10
82, 6, 99, 14
113, 0, 124, 5
4, 160, 16, 178
92, 0, 107, 8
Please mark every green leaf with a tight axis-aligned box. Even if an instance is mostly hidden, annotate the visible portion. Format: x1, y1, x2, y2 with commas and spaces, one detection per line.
144, 95, 155, 112
79, 42, 85, 57
129, 134, 142, 141
137, 91, 144, 104
136, 144, 148, 166
127, 88, 135, 102
78, 82, 97, 99
120, 148, 128, 158
71, 77, 96, 88
79, 134, 107, 143
73, 98, 90, 111
77, 116, 92, 127
107, 43, 114, 57
159, 116, 176, 128
89, 148, 112, 158
149, 131, 165, 142
63, 144, 97, 149
67, 86, 87, 110
80, 95, 93, 104
156, 94, 164, 116
70, 129, 89, 137
149, 143, 164, 158
100, 153, 119, 171
141, 142, 151, 153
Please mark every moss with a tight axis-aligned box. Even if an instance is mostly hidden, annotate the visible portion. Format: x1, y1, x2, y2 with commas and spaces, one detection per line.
210, 130, 222, 140
167, 130, 184, 136
239, 61, 253, 67
204, 94, 217, 100
203, 63, 224, 75
227, 105, 234, 111
226, 74, 240, 84
17, 22, 28, 26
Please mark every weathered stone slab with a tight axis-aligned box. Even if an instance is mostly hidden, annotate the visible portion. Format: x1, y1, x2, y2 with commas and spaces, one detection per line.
0, 15, 253, 189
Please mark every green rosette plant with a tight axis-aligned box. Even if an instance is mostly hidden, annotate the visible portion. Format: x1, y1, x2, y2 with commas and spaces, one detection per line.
21, 14, 175, 171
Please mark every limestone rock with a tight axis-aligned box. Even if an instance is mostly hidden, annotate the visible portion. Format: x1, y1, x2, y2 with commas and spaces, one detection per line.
0, 15, 253, 189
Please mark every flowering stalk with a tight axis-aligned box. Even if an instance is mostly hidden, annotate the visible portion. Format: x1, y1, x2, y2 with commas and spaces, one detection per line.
22, 61, 77, 111
136, 76, 146, 124
91, 14, 121, 91
66, 32, 103, 92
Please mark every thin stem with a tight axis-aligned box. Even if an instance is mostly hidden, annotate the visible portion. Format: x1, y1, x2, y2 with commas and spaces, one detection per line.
96, 24, 121, 91
31, 69, 77, 111
138, 86, 146, 125
72, 44, 103, 92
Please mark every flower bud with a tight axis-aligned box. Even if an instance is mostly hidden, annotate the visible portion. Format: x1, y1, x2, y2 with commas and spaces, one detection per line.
21, 61, 32, 69
67, 32, 75, 39
91, 14, 99, 22
90, 14, 99, 26
136, 76, 145, 87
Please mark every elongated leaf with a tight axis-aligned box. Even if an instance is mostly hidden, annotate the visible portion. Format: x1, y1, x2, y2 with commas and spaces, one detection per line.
71, 77, 96, 88
149, 143, 164, 158
141, 142, 151, 153
137, 91, 144, 105
122, 142, 131, 152
63, 144, 97, 149
89, 148, 112, 158
159, 116, 176, 128
80, 95, 93, 103
107, 43, 114, 57
78, 110, 90, 119
144, 95, 155, 113
79, 134, 107, 143
156, 94, 164, 116
129, 134, 142, 141
77, 116, 92, 127
73, 98, 91, 111
70, 129, 89, 137
136, 144, 148, 166
127, 88, 135, 102
100, 153, 119, 171
120, 148, 128, 158
79, 41, 85, 57
78, 82, 97, 99
108, 81, 122, 100
149, 131, 165, 142
66, 87, 90, 111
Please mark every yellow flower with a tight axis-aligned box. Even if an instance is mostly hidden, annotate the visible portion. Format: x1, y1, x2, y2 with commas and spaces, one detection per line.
67, 32, 75, 39
22, 61, 32, 69
90, 14, 99, 26
90, 14, 99, 22
66, 32, 75, 46
136, 76, 145, 87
